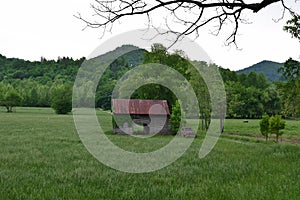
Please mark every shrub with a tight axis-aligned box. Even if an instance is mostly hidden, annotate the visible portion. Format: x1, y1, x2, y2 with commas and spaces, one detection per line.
259, 114, 270, 141
51, 85, 72, 114
269, 115, 285, 142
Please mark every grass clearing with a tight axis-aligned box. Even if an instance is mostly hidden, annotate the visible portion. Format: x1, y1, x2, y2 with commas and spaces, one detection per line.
223, 118, 300, 143
0, 108, 300, 199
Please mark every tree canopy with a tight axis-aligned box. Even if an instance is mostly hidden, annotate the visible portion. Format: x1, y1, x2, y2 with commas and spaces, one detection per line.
277, 58, 300, 117
284, 14, 300, 42
0, 89, 22, 112
51, 85, 72, 114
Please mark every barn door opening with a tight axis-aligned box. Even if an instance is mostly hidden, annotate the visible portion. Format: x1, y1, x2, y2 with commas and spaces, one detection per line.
143, 123, 149, 135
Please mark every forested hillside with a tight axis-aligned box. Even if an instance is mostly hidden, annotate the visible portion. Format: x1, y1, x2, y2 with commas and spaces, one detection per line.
0, 54, 83, 84
237, 60, 284, 81
0, 55, 84, 108
0, 44, 299, 119
0, 45, 146, 109
0, 45, 145, 84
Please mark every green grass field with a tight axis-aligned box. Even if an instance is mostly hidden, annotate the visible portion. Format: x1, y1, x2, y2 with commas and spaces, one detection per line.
0, 107, 300, 199
223, 118, 300, 143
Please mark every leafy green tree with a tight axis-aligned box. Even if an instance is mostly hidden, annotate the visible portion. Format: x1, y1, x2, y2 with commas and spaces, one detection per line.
0, 82, 5, 101
242, 87, 264, 119
238, 73, 248, 86
51, 85, 72, 114
279, 58, 300, 81
0, 91, 4, 110
246, 72, 258, 88
262, 85, 282, 116
1, 90, 23, 112
37, 85, 51, 107
256, 73, 269, 90
224, 70, 280, 119
284, 14, 300, 41
278, 58, 300, 117
126, 43, 193, 112
269, 115, 285, 142
259, 114, 270, 141
283, 18, 300, 111
144, 44, 191, 80
132, 84, 177, 111
170, 100, 182, 133
219, 68, 238, 83
29, 88, 39, 106
225, 81, 246, 118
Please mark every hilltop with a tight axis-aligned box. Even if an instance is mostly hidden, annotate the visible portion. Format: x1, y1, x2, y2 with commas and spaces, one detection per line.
237, 60, 284, 81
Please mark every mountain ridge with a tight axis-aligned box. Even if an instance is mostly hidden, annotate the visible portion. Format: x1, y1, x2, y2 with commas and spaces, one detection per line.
237, 60, 284, 81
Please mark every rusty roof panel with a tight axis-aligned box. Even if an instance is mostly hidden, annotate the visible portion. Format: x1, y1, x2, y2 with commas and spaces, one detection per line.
112, 99, 170, 115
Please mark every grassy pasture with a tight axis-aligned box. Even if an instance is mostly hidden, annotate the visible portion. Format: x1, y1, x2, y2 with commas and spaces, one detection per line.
223, 119, 300, 143
0, 107, 300, 199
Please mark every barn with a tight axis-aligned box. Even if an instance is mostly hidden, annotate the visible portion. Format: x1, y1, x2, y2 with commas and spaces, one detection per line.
112, 99, 172, 134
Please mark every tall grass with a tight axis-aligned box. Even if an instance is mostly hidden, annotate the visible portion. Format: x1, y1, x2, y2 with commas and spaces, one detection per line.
0, 108, 299, 199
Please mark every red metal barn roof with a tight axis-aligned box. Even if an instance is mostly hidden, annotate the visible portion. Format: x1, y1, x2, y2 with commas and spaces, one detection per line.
112, 99, 170, 115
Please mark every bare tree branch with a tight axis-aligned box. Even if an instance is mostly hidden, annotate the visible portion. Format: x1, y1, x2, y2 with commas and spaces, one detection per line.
75, 0, 299, 46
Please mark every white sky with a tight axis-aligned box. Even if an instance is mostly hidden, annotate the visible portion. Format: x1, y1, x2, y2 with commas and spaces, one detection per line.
0, 0, 299, 71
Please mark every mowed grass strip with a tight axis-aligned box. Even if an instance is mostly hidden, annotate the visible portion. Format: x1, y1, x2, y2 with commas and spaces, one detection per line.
0, 108, 299, 199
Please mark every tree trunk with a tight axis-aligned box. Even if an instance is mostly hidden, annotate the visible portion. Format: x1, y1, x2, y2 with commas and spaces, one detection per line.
205, 118, 209, 130
7, 106, 13, 113
220, 118, 224, 133
5, 106, 12, 113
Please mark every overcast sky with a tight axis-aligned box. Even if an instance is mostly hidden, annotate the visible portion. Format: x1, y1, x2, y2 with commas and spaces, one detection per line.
0, 0, 299, 71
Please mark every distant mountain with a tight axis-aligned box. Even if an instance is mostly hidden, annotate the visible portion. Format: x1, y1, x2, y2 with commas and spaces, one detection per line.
237, 60, 284, 81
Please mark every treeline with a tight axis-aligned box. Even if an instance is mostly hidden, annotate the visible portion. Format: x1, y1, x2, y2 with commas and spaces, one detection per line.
220, 69, 282, 118
0, 81, 71, 110
0, 46, 146, 112
0, 45, 299, 119
0, 55, 84, 110
0, 54, 84, 84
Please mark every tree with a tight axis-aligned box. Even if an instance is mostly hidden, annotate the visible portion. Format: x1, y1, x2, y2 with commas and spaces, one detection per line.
278, 58, 300, 117
0, 90, 4, 111
283, 13, 300, 100
77, 0, 298, 46
259, 114, 270, 141
225, 81, 245, 118
269, 114, 285, 142
51, 85, 72, 114
189, 63, 211, 130
0, 83, 4, 101
128, 43, 192, 110
278, 58, 300, 81
263, 85, 282, 116
284, 14, 300, 41
170, 100, 182, 133
1, 90, 23, 112
29, 88, 39, 106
